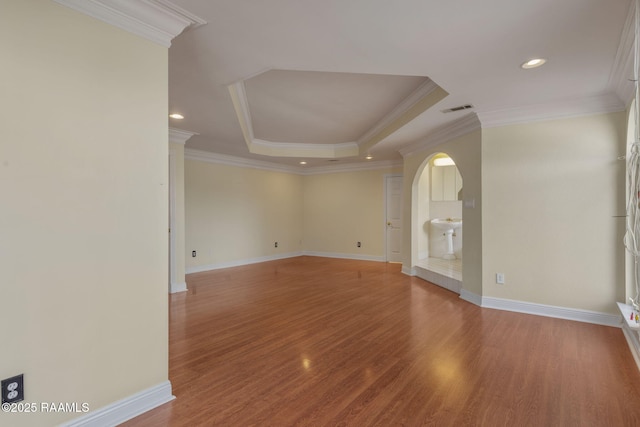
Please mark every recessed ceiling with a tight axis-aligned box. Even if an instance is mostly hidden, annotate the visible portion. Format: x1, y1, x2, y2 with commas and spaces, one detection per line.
245, 70, 429, 145
168, 0, 633, 167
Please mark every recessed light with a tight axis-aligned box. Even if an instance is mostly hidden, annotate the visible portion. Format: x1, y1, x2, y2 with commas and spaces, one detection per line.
365, 155, 373, 160
299, 161, 307, 165
169, 113, 184, 119
521, 58, 546, 69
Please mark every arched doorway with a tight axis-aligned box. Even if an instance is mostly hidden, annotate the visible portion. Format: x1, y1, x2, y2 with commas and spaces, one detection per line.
413, 152, 463, 293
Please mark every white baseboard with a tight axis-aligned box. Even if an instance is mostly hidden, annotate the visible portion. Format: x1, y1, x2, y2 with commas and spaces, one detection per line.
481, 296, 622, 328
460, 289, 482, 306
301, 251, 385, 262
186, 252, 303, 274
621, 325, 640, 371
170, 281, 187, 294
59, 381, 174, 427
185, 251, 386, 275
401, 265, 416, 276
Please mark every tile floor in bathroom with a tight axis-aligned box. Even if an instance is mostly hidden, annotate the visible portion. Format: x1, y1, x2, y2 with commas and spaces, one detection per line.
416, 257, 462, 281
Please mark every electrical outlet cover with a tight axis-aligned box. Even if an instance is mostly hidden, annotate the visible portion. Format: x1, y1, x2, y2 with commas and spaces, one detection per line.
2, 374, 24, 404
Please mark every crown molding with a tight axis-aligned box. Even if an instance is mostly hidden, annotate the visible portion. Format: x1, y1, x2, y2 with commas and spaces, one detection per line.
169, 127, 198, 145
185, 148, 300, 174
251, 139, 359, 158
228, 72, 447, 159
228, 80, 361, 159
227, 81, 255, 148
476, 93, 625, 128
608, 0, 636, 107
356, 80, 439, 145
300, 159, 403, 175
53, 0, 206, 47
358, 84, 449, 155
400, 113, 481, 157
185, 148, 402, 175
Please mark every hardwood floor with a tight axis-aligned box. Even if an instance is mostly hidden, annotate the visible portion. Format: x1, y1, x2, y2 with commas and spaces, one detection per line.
123, 256, 640, 426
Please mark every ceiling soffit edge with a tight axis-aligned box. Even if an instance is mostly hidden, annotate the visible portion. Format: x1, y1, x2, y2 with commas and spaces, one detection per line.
358, 85, 448, 155
228, 81, 256, 146
400, 113, 481, 157
252, 139, 359, 158
477, 93, 625, 128
228, 73, 447, 159
356, 80, 440, 146
184, 148, 402, 175
53, 0, 206, 47
169, 127, 198, 144
608, 0, 635, 107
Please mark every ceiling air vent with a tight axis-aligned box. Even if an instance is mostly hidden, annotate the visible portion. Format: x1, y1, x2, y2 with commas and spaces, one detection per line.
441, 104, 474, 113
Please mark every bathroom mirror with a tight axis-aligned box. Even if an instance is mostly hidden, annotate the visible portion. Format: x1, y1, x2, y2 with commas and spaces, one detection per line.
431, 164, 462, 201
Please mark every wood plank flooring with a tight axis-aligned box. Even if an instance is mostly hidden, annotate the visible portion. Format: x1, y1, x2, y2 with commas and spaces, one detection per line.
123, 256, 640, 426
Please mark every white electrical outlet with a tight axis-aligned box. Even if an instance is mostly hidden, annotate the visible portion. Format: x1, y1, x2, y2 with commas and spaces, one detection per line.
496, 273, 505, 284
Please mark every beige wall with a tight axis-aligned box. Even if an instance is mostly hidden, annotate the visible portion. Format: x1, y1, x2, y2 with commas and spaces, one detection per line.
302, 168, 402, 259
184, 114, 625, 318
0, 1, 169, 425
417, 168, 431, 259
185, 160, 304, 271
184, 162, 402, 269
403, 130, 483, 296
482, 112, 627, 313
170, 142, 186, 291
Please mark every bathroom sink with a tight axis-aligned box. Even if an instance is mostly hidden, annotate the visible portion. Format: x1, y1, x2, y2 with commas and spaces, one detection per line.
431, 218, 462, 260
431, 218, 462, 230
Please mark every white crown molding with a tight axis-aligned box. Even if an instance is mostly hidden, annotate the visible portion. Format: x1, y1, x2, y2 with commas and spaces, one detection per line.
185, 148, 300, 174
228, 79, 361, 159
357, 80, 439, 144
608, 0, 636, 107
400, 112, 481, 157
59, 381, 174, 427
476, 93, 625, 128
169, 127, 198, 145
301, 159, 403, 175
228, 73, 446, 159
252, 138, 359, 158
227, 81, 256, 149
185, 148, 402, 175
53, 0, 206, 47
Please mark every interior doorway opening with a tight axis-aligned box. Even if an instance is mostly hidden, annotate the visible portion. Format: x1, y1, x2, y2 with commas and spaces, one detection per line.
413, 152, 463, 293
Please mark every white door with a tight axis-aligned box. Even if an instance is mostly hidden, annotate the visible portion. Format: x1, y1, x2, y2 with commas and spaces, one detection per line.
386, 175, 403, 262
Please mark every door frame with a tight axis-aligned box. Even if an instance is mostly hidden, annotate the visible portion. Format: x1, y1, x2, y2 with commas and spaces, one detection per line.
384, 174, 403, 262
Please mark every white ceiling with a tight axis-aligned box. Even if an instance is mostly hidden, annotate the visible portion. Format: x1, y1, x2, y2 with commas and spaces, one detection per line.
167, 0, 633, 167
245, 70, 429, 145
